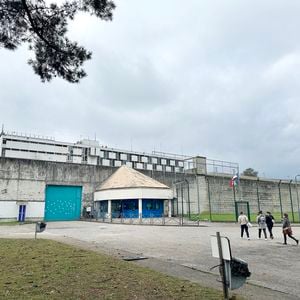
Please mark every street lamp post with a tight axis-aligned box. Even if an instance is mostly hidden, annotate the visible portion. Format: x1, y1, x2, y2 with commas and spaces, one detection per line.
295, 175, 300, 222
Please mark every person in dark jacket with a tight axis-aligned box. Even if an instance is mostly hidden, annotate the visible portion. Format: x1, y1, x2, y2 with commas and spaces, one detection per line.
265, 211, 274, 239
282, 213, 299, 245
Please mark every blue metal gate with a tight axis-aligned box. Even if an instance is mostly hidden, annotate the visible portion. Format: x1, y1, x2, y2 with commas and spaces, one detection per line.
45, 185, 82, 221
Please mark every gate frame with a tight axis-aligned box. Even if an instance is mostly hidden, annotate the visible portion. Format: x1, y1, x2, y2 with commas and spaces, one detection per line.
235, 201, 250, 222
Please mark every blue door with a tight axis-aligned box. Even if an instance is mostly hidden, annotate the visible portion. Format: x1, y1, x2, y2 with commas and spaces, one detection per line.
45, 185, 82, 221
18, 205, 26, 222
142, 199, 164, 217
122, 199, 139, 218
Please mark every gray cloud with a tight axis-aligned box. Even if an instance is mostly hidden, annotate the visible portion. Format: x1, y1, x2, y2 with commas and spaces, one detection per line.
1, 0, 300, 178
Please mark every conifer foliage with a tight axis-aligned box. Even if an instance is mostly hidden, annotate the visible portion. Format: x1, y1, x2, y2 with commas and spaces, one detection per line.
0, 0, 115, 83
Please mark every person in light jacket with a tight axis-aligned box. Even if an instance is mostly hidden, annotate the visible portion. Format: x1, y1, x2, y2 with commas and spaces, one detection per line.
256, 211, 267, 240
282, 213, 299, 245
238, 211, 250, 240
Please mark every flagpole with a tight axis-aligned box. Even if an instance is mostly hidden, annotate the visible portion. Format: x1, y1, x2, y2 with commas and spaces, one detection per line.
233, 185, 236, 202
230, 174, 238, 221
233, 184, 237, 221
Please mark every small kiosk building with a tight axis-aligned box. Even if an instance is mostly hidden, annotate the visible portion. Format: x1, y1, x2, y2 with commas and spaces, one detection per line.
94, 166, 173, 219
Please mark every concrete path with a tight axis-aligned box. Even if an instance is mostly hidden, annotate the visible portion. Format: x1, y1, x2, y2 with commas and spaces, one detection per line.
1, 221, 299, 299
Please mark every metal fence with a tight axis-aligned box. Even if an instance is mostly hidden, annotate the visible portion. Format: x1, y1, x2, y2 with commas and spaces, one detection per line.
205, 176, 300, 223
84, 212, 204, 227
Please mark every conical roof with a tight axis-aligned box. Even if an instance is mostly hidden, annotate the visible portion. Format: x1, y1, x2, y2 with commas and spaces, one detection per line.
98, 165, 170, 191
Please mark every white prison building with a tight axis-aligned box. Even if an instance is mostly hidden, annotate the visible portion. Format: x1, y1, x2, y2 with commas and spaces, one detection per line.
0, 131, 187, 173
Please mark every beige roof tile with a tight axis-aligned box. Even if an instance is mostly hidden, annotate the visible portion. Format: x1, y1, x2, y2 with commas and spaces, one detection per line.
98, 165, 170, 191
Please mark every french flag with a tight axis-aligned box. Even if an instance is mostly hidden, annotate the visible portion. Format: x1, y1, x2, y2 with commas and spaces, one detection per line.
230, 174, 239, 188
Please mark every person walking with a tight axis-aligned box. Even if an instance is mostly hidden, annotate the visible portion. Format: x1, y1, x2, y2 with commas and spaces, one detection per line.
265, 211, 275, 239
256, 211, 267, 240
282, 213, 299, 245
238, 211, 250, 240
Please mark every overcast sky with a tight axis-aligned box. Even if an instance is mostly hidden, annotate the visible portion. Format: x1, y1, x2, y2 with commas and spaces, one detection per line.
1, 0, 300, 179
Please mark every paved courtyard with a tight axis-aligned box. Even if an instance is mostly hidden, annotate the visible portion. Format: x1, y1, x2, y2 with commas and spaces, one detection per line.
1, 221, 299, 299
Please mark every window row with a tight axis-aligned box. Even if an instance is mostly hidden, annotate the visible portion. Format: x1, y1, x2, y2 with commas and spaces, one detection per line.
99, 158, 184, 173
89, 148, 184, 168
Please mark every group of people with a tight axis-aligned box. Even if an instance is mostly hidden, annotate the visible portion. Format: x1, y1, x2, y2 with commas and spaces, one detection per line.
238, 210, 299, 245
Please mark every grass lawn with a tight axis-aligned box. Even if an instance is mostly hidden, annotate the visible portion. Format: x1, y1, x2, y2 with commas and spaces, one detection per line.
0, 239, 228, 300
190, 212, 236, 222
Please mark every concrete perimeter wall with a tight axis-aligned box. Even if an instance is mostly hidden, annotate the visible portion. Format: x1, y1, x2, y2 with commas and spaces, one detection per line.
205, 174, 299, 219
0, 158, 187, 219
0, 158, 299, 220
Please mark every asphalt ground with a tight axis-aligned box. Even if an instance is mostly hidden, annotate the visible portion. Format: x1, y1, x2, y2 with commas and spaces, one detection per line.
1, 221, 299, 299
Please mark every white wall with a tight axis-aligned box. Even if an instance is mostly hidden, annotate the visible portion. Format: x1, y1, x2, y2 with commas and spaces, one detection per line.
0, 201, 44, 219
95, 187, 173, 201
6, 150, 67, 162
6, 140, 69, 154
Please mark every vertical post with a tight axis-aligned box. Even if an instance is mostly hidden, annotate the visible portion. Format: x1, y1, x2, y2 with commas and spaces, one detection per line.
256, 178, 261, 212
95, 202, 98, 221
138, 198, 142, 221
35, 223, 37, 240
91, 183, 95, 220
181, 185, 184, 226
185, 179, 190, 219
233, 185, 236, 203
233, 186, 237, 221
176, 188, 179, 216
121, 200, 123, 221
278, 180, 283, 218
234, 201, 238, 221
196, 174, 201, 217
295, 175, 300, 223
216, 232, 229, 300
168, 199, 172, 218
207, 178, 212, 221
247, 202, 251, 222
288, 180, 295, 222
108, 200, 112, 222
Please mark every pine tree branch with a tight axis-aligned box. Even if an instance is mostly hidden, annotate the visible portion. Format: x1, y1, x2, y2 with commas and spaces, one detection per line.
21, 0, 68, 54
